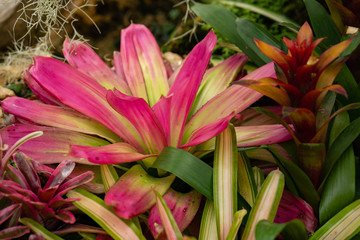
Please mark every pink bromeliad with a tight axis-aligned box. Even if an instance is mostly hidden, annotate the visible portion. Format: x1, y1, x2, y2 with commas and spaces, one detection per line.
1, 24, 291, 222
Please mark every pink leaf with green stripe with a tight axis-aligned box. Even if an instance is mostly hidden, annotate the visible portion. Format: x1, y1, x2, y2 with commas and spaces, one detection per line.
121, 23, 169, 105
183, 63, 275, 141
30, 56, 144, 151
235, 124, 293, 147
2, 97, 120, 143
70, 143, 156, 164
167, 31, 217, 147
1, 124, 109, 164
63, 39, 131, 94
107, 89, 166, 153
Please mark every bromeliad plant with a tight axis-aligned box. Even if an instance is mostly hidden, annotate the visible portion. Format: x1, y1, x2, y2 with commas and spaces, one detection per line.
234, 21, 356, 188
1, 23, 292, 237
1, 24, 283, 166
0, 131, 94, 238
0, 132, 43, 239
0, 152, 94, 230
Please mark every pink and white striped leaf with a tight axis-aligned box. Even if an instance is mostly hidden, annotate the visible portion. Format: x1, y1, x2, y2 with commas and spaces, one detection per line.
213, 124, 238, 239
241, 170, 285, 240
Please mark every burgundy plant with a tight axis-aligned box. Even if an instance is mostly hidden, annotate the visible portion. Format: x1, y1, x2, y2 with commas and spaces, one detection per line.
0, 152, 93, 230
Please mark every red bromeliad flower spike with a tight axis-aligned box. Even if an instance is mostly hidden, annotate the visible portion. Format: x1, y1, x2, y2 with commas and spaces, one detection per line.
238, 21, 352, 114
234, 22, 355, 188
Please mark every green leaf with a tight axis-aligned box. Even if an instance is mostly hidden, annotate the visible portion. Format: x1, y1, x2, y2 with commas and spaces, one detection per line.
199, 200, 218, 240
191, 2, 278, 66
341, 33, 360, 56
255, 219, 308, 240
297, 143, 326, 189
237, 152, 258, 207
315, 92, 336, 132
153, 147, 213, 200
310, 200, 360, 239
19, 218, 64, 240
154, 191, 183, 240
319, 111, 356, 224
213, 124, 238, 239
252, 166, 264, 193
79, 232, 97, 240
241, 170, 284, 240
153, 147, 251, 222
67, 188, 144, 240
321, 116, 360, 186
235, 17, 281, 62
320, 147, 355, 224
303, 0, 341, 46
100, 164, 119, 192
219, 0, 300, 31
335, 66, 360, 116
266, 146, 320, 211
226, 209, 247, 240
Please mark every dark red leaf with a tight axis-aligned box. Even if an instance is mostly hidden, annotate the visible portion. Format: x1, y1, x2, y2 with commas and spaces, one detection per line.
14, 152, 41, 195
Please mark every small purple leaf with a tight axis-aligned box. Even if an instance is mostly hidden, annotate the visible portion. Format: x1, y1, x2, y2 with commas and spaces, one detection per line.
48, 171, 94, 206
0, 226, 30, 239
41, 160, 75, 202
14, 152, 41, 195
0, 203, 21, 225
